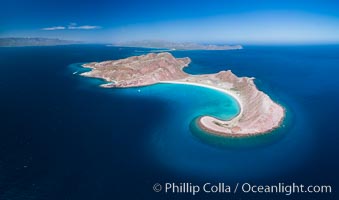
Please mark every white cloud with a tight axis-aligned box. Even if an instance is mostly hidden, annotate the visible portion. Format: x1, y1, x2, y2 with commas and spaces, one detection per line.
42, 23, 101, 31
42, 26, 66, 31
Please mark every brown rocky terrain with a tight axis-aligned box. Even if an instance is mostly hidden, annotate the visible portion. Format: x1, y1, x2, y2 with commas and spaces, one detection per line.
82, 53, 190, 87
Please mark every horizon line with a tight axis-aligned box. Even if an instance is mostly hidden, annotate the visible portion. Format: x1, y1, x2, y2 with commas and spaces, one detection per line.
1, 36, 339, 46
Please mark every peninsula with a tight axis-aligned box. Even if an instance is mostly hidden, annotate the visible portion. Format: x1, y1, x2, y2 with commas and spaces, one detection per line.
81, 52, 285, 137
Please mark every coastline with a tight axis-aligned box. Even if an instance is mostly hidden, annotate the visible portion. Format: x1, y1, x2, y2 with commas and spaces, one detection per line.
78, 52, 285, 138
197, 112, 286, 138
161, 80, 284, 138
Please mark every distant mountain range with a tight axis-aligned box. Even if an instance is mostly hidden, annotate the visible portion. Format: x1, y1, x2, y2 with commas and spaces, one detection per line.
0, 37, 83, 47
0, 38, 243, 50
112, 40, 243, 50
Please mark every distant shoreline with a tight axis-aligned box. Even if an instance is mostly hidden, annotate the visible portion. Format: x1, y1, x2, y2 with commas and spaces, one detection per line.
110, 40, 243, 51
0, 37, 83, 47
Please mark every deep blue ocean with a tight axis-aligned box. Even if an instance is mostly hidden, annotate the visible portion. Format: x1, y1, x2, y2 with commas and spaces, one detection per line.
0, 45, 338, 199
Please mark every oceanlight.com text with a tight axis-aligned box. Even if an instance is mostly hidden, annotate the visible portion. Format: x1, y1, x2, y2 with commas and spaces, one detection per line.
153, 182, 332, 196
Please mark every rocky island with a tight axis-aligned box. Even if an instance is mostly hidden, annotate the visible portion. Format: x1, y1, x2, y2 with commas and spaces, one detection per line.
81, 52, 285, 137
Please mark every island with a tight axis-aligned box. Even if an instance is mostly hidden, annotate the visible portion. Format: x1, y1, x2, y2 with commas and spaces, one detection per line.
112, 40, 243, 50
81, 52, 285, 137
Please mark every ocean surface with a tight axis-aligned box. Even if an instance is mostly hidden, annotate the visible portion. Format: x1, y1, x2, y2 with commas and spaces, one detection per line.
0, 45, 338, 199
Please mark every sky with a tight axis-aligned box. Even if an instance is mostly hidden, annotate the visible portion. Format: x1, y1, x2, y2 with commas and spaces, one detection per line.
1, 0, 339, 44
